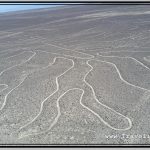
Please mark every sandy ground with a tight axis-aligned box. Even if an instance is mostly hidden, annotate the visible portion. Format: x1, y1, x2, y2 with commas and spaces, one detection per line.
0, 5, 150, 145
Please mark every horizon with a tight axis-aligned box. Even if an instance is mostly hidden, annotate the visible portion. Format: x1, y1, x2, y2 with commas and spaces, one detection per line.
0, 5, 61, 13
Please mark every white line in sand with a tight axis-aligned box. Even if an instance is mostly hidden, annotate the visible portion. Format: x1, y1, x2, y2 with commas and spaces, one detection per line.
36, 50, 93, 60
17, 56, 138, 139
0, 52, 36, 111
18, 85, 132, 139
36, 37, 94, 59
96, 54, 150, 91
0, 51, 34, 93
49, 59, 133, 132
21, 51, 149, 132
0, 51, 36, 77
98, 53, 150, 71
0, 76, 28, 111
1, 51, 26, 60
0, 32, 23, 40
17, 57, 74, 137
0, 47, 29, 55
0, 49, 93, 114
35, 50, 150, 92
83, 60, 132, 131
99, 51, 150, 53
0, 84, 8, 93
1, 49, 146, 138
0, 50, 24, 59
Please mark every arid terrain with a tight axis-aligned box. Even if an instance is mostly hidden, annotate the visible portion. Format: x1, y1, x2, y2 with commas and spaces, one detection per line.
0, 5, 150, 145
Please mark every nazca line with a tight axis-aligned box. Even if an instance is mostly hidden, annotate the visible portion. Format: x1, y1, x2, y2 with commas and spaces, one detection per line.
0, 51, 35, 77
98, 51, 150, 53
0, 50, 25, 59
82, 60, 132, 131
18, 56, 74, 133
37, 50, 149, 92
1, 49, 143, 137
0, 51, 36, 111
35, 37, 94, 59
18, 57, 134, 139
0, 32, 23, 40
1, 51, 26, 59
72, 31, 137, 45
47, 60, 132, 133
58, 25, 147, 49
36, 50, 93, 60
0, 47, 93, 112
98, 53, 150, 71
0, 84, 8, 93
27, 50, 149, 133
0, 52, 74, 111
0, 51, 33, 91
18, 50, 150, 136
97, 53, 150, 91
0, 47, 32, 56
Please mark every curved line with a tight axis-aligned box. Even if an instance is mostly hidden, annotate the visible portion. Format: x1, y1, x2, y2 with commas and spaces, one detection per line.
0, 51, 36, 77
18, 57, 74, 133
95, 55, 149, 92
98, 53, 150, 71
18, 58, 134, 139
18, 84, 132, 140
82, 60, 132, 131
45, 88, 82, 135
18, 88, 82, 139
45, 86, 132, 131
0, 84, 8, 93
0, 76, 27, 111
0, 52, 36, 111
